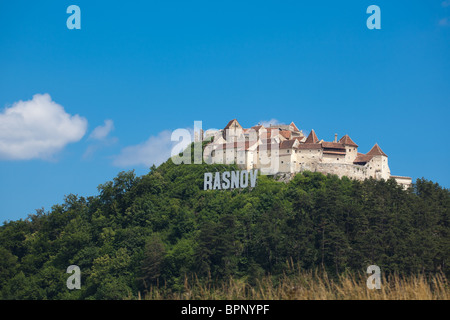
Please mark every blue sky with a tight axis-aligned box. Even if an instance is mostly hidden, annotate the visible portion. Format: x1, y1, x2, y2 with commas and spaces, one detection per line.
1, 1, 449, 222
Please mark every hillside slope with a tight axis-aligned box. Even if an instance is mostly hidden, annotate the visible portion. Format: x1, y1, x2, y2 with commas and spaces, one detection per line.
0, 151, 448, 299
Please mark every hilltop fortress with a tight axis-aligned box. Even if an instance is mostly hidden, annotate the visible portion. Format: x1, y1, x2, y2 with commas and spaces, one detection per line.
198, 119, 412, 188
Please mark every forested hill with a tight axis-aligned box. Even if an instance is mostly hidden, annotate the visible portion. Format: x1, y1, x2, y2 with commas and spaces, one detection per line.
0, 151, 449, 299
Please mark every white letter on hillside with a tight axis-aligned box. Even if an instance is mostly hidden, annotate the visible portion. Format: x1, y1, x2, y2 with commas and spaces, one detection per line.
204, 173, 213, 190
240, 170, 249, 188
222, 171, 230, 189
213, 172, 222, 190
231, 171, 240, 189
249, 169, 258, 187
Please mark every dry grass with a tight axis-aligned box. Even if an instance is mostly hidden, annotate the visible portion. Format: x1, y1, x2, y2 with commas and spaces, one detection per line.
141, 265, 449, 300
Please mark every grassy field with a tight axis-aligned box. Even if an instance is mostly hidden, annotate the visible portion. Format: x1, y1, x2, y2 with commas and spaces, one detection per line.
140, 266, 449, 300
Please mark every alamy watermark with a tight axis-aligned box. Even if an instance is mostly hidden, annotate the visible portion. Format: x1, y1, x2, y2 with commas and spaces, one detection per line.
66, 5, 81, 30
66, 265, 81, 290
366, 265, 381, 289
66, 5, 380, 31
367, 5, 381, 30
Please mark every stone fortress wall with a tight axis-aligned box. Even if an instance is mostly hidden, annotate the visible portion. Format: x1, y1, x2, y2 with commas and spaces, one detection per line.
201, 119, 412, 189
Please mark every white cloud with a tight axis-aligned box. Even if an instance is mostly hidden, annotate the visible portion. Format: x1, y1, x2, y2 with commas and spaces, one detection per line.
0, 93, 87, 160
83, 119, 118, 159
259, 118, 283, 127
113, 129, 193, 168
89, 119, 114, 140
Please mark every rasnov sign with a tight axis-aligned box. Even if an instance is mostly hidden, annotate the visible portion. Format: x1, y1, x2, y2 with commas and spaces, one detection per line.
204, 170, 258, 190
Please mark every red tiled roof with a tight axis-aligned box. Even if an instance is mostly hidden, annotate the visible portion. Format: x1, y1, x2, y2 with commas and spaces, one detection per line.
297, 143, 322, 150
321, 142, 345, 150
290, 122, 300, 132
353, 153, 373, 164
251, 125, 264, 131
367, 143, 387, 157
279, 140, 297, 149
224, 119, 242, 130
279, 130, 292, 139
338, 134, 358, 147
305, 129, 319, 144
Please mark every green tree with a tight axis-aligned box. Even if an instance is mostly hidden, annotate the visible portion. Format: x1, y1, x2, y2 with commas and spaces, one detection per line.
139, 234, 166, 290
